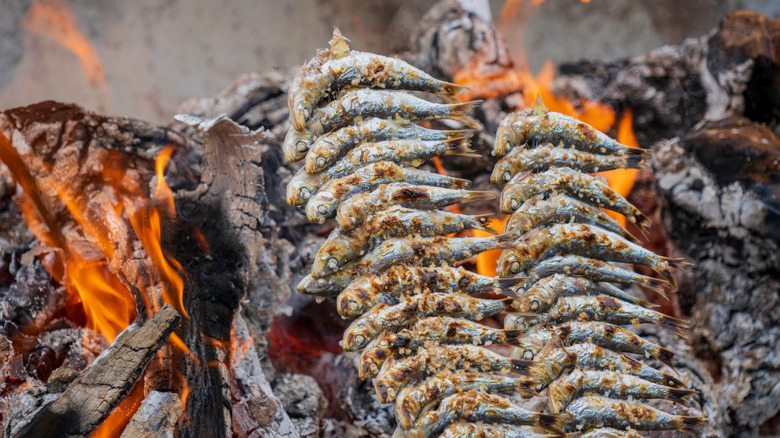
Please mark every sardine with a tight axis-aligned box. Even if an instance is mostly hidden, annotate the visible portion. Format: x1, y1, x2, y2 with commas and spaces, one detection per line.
522, 343, 685, 389
438, 423, 557, 438
508, 322, 676, 370
306, 118, 472, 174
547, 369, 697, 414
337, 183, 495, 230
516, 274, 655, 313
313, 207, 495, 277
358, 317, 527, 380
289, 45, 467, 130
497, 223, 681, 287
577, 428, 643, 438
504, 194, 639, 243
491, 142, 646, 183
395, 372, 537, 428
523, 256, 670, 300
563, 396, 707, 434
306, 161, 470, 223
403, 391, 566, 438
493, 104, 643, 158
283, 88, 480, 161
338, 265, 522, 319
342, 293, 526, 351
374, 345, 534, 404
511, 295, 689, 337
499, 167, 650, 229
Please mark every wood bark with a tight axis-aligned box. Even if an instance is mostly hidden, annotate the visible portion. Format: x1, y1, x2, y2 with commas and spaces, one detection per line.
12, 304, 180, 438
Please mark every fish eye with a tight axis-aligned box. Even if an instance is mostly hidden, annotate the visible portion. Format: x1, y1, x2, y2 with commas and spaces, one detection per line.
302, 108, 310, 120
317, 278, 327, 286
510, 198, 519, 210
296, 140, 308, 152
503, 171, 512, 182
504, 140, 512, 152
316, 156, 326, 168
529, 300, 539, 311
354, 334, 365, 346
510, 261, 521, 275
317, 204, 329, 215
327, 258, 339, 271
522, 350, 534, 360
348, 301, 359, 312
299, 187, 311, 200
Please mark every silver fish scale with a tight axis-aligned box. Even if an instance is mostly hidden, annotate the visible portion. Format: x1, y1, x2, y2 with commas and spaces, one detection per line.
286, 29, 707, 438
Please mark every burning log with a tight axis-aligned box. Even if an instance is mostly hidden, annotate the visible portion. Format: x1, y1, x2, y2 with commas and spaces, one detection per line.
9, 303, 180, 438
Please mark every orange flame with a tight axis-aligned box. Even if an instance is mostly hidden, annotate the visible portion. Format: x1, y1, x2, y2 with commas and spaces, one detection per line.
22, 0, 107, 86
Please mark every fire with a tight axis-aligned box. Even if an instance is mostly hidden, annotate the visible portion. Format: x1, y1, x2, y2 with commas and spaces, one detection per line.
22, 0, 107, 86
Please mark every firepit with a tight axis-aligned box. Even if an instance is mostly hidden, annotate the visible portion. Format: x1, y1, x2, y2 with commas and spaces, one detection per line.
0, 1, 778, 437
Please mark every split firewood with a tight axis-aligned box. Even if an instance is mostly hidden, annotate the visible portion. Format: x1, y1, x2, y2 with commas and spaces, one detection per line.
12, 304, 180, 438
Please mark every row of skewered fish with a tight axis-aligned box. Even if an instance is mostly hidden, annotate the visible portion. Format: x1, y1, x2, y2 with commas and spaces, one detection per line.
284, 28, 707, 437
490, 99, 707, 436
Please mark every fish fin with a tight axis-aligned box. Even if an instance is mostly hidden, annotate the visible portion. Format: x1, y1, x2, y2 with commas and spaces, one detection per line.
668, 388, 698, 406
449, 176, 472, 189
470, 213, 497, 234
655, 346, 676, 371
462, 190, 497, 203
532, 95, 549, 115
446, 100, 483, 129
629, 209, 653, 231
678, 416, 708, 436
509, 358, 535, 376
440, 81, 469, 97
626, 153, 651, 171
441, 128, 476, 140
329, 27, 350, 59
443, 136, 477, 155
661, 372, 686, 388
659, 315, 690, 338
536, 412, 568, 436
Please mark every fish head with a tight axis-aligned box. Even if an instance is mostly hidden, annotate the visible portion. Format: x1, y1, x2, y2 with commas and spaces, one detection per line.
490, 155, 519, 184
306, 192, 338, 223
493, 123, 520, 156
307, 136, 340, 173
497, 249, 529, 277
335, 196, 364, 228
283, 128, 315, 163
291, 93, 316, 132
499, 191, 522, 214
342, 317, 380, 351
313, 239, 351, 278
337, 287, 373, 318
358, 342, 388, 380
296, 273, 339, 296
286, 175, 319, 206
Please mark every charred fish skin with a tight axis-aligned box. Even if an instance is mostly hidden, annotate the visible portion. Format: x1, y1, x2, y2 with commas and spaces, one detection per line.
438, 423, 558, 438
505, 194, 640, 243
373, 345, 535, 404
492, 104, 644, 158
313, 207, 495, 278
547, 369, 698, 415
491, 142, 647, 184
289, 28, 466, 130
563, 396, 707, 434
338, 265, 522, 319
305, 161, 470, 223
403, 391, 567, 438
500, 167, 650, 229
395, 372, 537, 429
497, 223, 680, 286
306, 117, 472, 174
337, 183, 495, 230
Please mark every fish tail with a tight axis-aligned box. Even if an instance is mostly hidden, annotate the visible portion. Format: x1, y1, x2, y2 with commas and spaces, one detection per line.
661, 372, 686, 388
471, 213, 497, 234
443, 136, 479, 157
509, 358, 535, 376
659, 315, 690, 338
668, 388, 698, 406
676, 416, 708, 435
536, 413, 568, 436
644, 277, 672, 300
462, 190, 497, 203
655, 346, 676, 371
502, 329, 524, 346
447, 100, 483, 129
440, 81, 469, 97
629, 208, 652, 231
441, 128, 476, 140
449, 176, 472, 189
